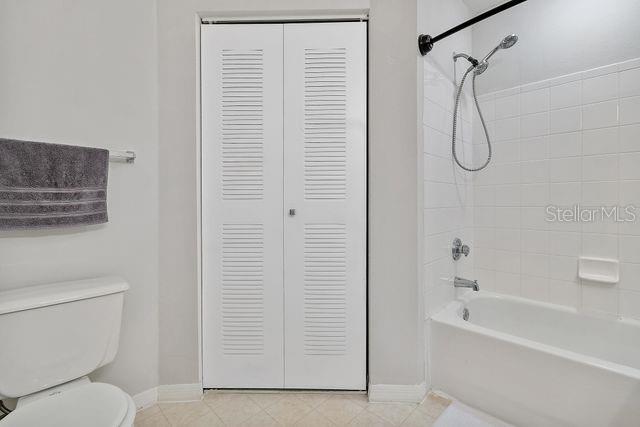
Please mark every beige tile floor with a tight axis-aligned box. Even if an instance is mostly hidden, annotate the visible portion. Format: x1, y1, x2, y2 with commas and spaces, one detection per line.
135, 391, 451, 427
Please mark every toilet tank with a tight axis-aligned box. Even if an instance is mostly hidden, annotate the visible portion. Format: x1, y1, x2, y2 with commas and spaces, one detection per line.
0, 277, 129, 398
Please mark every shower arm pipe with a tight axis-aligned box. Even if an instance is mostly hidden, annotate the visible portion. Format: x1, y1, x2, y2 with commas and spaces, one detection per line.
418, 0, 527, 56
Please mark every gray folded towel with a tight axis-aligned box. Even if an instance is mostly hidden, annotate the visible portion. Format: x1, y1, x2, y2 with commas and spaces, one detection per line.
0, 138, 109, 230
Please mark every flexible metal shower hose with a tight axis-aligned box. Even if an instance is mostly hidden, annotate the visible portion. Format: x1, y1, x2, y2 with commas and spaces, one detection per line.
452, 65, 492, 171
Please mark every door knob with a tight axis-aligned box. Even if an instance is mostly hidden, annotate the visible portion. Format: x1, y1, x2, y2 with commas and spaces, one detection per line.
289, 209, 296, 216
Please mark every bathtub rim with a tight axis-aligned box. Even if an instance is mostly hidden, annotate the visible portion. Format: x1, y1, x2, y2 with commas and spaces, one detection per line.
431, 291, 640, 381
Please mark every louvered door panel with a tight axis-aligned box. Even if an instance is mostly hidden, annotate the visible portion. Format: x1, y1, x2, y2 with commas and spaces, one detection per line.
202, 24, 284, 388
304, 47, 348, 199
303, 224, 347, 356
283, 22, 367, 390
221, 49, 265, 200
221, 224, 265, 355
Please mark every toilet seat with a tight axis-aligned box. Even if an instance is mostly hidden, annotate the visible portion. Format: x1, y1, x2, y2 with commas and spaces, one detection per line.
1, 382, 134, 427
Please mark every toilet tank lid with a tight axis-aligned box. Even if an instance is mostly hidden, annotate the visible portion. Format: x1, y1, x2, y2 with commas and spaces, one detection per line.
0, 277, 129, 315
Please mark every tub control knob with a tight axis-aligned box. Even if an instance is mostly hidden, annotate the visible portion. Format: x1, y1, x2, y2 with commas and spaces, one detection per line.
452, 238, 470, 261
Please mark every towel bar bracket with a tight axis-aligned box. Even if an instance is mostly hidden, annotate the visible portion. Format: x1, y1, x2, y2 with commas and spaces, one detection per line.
109, 150, 136, 163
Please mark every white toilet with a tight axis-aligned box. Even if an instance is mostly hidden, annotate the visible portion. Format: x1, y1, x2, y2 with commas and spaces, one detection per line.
0, 277, 136, 426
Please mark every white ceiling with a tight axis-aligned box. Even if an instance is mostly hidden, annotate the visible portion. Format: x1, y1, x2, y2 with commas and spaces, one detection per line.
463, 0, 507, 14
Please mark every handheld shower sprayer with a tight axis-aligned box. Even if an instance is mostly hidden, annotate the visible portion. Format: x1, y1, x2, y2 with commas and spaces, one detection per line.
451, 34, 518, 171
475, 34, 518, 75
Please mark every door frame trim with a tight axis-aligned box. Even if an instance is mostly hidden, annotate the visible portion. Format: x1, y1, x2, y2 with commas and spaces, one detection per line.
196, 12, 370, 392
201, 10, 368, 24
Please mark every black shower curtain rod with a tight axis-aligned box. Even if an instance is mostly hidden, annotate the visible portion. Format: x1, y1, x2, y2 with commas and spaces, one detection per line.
418, 0, 527, 56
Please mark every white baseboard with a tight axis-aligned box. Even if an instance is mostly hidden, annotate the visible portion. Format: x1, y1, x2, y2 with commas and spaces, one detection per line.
133, 387, 158, 411
157, 383, 203, 402
368, 382, 427, 403
132, 383, 203, 410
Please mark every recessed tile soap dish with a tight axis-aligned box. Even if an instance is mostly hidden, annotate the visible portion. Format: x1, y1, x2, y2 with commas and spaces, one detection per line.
578, 257, 619, 284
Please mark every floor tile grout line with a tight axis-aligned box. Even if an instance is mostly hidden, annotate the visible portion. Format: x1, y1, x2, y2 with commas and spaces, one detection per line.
139, 391, 452, 427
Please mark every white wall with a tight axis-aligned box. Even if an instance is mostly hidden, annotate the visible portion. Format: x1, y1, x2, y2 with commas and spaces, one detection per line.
471, 0, 640, 93
368, 0, 424, 388
418, 0, 474, 388
0, 0, 427, 396
0, 0, 159, 396
468, 0, 640, 317
472, 57, 640, 318
157, 0, 425, 390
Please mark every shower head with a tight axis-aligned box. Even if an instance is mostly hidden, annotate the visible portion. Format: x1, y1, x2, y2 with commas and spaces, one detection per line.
481, 34, 518, 63
475, 34, 518, 75
500, 34, 519, 49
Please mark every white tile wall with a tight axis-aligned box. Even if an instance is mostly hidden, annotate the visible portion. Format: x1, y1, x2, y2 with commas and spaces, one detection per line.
423, 59, 474, 317
472, 57, 640, 319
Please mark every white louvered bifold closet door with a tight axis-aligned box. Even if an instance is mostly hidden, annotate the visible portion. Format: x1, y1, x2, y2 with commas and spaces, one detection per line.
202, 22, 366, 390
202, 24, 285, 388
283, 22, 367, 389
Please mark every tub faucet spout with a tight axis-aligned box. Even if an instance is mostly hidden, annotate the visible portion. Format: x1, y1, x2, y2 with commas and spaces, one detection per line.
454, 276, 479, 291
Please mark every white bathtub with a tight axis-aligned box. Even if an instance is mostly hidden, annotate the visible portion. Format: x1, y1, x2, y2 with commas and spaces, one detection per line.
431, 292, 640, 427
